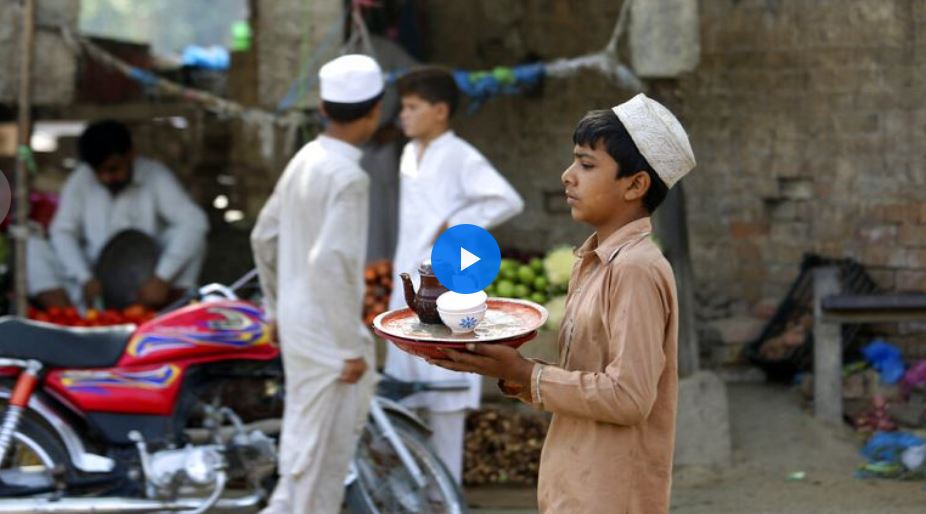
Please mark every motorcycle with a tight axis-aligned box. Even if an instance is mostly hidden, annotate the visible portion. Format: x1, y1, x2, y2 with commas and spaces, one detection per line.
0, 275, 467, 513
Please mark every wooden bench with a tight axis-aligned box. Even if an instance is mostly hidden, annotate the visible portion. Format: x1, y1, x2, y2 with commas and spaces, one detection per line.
812, 266, 926, 424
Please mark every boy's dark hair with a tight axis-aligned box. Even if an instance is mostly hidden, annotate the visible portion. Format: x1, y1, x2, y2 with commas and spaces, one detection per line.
573, 109, 669, 213
322, 92, 384, 123
78, 120, 133, 169
397, 66, 459, 117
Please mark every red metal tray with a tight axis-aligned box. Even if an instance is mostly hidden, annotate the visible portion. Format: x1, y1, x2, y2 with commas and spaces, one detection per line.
372, 298, 548, 359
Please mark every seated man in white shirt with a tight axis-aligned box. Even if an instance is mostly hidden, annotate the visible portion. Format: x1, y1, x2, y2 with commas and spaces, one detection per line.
27, 234, 72, 309
49, 120, 209, 309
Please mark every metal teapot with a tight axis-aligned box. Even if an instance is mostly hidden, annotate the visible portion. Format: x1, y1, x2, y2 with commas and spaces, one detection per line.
400, 261, 448, 325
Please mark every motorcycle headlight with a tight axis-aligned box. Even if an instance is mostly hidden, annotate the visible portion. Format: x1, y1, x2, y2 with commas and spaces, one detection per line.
184, 447, 221, 485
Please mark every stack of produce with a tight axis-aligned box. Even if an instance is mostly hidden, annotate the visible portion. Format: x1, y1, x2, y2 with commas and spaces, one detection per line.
485, 257, 551, 305
27, 305, 156, 327
487, 246, 576, 332
363, 260, 393, 326
463, 407, 549, 486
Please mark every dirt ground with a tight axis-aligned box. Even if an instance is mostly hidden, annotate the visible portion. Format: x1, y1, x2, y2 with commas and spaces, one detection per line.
468, 383, 926, 514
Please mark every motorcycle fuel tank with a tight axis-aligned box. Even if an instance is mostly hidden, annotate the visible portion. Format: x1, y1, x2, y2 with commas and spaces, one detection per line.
45, 300, 277, 416
120, 300, 275, 367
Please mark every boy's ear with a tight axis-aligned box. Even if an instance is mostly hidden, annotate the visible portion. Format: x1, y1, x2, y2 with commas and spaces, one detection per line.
367, 100, 383, 120
435, 101, 451, 122
319, 103, 329, 119
623, 171, 651, 202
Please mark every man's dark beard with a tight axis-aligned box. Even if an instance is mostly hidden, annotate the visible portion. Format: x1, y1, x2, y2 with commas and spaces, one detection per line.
105, 169, 133, 195
105, 180, 130, 195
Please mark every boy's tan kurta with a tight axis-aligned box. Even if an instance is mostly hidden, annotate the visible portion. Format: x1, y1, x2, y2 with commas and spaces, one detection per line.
527, 217, 678, 513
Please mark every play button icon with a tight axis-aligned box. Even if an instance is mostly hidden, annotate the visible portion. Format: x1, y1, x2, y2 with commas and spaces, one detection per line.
431, 224, 501, 294
460, 248, 480, 271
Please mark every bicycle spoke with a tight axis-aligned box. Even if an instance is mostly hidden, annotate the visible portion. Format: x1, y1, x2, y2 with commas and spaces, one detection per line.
354, 421, 457, 514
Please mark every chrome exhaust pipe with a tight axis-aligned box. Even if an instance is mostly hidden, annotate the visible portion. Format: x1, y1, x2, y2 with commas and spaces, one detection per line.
0, 493, 262, 513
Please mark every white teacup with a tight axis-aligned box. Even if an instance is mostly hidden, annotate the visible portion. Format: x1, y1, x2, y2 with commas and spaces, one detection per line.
437, 292, 488, 334
438, 306, 487, 334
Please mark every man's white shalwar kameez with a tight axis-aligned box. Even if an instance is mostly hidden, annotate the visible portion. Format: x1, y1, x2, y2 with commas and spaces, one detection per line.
252, 135, 376, 514
49, 157, 208, 294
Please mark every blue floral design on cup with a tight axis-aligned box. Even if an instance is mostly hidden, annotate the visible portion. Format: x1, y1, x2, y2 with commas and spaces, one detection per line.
459, 316, 479, 330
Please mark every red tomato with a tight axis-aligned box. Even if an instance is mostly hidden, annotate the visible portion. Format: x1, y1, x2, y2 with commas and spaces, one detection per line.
123, 305, 146, 319
100, 310, 118, 324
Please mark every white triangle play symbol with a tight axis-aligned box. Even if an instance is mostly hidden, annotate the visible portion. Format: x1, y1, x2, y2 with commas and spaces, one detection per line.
460, 248, 481, 271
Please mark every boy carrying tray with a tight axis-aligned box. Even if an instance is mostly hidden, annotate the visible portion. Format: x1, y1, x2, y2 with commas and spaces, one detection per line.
430, 93, 696, 514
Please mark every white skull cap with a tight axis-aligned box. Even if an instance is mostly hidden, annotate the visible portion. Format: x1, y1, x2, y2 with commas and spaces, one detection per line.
612, 93, 695, 187
319, 54, 384, 103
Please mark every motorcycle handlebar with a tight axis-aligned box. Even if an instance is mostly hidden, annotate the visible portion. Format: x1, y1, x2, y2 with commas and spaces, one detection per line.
158, 289, 199, 315
157, 270, 261, 315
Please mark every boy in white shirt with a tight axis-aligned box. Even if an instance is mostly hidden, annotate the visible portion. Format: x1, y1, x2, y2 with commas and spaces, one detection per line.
385, 66, 524, 483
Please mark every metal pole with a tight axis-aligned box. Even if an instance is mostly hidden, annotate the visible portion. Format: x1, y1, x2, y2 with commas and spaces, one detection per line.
14, 0, 36, 316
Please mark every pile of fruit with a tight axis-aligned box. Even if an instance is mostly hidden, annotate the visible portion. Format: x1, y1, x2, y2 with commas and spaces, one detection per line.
486, 257, 557, 306
486, 246, 576, 331
363, 260, 393, 326
27, 305, 156, 327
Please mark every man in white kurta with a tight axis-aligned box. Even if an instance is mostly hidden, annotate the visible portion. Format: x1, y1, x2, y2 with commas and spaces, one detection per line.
49, 124, 208, 308
27, 234, 71, 306
251, 54, 383, 514
385, 129, 524, 482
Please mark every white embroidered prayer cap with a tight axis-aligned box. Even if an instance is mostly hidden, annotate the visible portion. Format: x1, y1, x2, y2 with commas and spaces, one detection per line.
612, 93, 695, 188
319, 54, 384, 103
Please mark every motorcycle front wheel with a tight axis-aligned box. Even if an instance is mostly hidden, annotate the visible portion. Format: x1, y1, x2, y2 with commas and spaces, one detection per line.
0, 409, 70, 495
346, 414, 467, 514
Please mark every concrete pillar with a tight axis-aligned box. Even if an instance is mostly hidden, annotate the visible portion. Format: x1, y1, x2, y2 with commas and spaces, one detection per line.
813, 266, 842, 425
255, 0, 343, 109
674, 371, 731, 468
654, 183, 700, 377
0, 0, 79, 105
629, 0, 700, 78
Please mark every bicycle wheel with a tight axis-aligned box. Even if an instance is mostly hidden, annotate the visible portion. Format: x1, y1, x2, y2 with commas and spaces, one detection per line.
345, 414, 467, 514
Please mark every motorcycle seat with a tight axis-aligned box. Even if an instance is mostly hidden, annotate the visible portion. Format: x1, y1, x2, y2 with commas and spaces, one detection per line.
0, 317, 133, 368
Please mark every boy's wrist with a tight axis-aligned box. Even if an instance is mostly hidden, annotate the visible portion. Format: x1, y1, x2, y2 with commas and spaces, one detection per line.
511, 357, 535, 386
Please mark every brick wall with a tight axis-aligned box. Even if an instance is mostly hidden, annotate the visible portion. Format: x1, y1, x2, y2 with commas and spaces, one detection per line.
421, 0, 630, 254
676, 0, 926, 302
425, 0, 926, 307
231, 0, 926, 310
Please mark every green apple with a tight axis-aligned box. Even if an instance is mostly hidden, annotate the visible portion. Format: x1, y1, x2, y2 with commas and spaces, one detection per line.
496, 280, 515, 298
517, 265, 537, 285
533, 276, 549, 292
529, 257, 544, 272
502, 268, 518, 282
